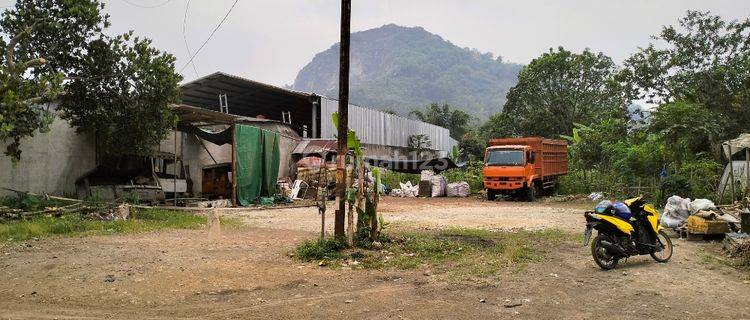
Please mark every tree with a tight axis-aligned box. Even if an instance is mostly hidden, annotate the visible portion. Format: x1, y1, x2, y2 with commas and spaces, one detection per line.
499, 47, 629, 137
381, 108, 399, 115
1, 0, 181, 161
410, 103, 472, 139
0, 0, 106, 162
59, 33, 181, 156
407, 134, 431, 159
623, 11, 750, 148
457, 129, 486, 161
0, 27, 62, 161
648, 101, 718, 165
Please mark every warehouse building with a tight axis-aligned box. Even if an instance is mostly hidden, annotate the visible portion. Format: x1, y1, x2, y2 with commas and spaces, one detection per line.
180, 72, 457, 156
1, 72, 457, 201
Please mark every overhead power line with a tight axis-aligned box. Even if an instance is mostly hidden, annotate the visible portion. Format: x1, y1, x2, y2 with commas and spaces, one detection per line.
182, 0, 199, 77
120, 0, 173, 9
179, 0, 239, 73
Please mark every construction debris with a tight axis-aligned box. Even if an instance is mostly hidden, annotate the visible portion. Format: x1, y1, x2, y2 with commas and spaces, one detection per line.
390, 181, 418, 197
663, 195, 749, 243
188, 199, 232, 208
723, 233, 750, 265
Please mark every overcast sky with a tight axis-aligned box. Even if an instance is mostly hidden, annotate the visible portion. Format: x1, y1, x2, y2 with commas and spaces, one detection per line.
4, 0, 748, 86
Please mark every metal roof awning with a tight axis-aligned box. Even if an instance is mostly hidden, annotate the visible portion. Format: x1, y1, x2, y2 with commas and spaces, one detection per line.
180, 72, 317, 133
292, 139, 338, 156
722, 133, 750, 159
173, 104, 278, 126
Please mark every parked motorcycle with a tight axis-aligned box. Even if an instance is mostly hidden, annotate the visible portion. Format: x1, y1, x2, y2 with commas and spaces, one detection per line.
583, 196, 673, 270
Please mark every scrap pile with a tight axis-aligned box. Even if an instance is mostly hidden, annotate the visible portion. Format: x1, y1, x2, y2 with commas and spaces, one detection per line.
0, 189, 132, 221
390, 181, 419, 197
724, 233, 750, 265
662, 195, 746, 240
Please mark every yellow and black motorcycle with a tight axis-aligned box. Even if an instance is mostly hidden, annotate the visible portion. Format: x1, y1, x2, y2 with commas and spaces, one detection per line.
583, 196, 673, 270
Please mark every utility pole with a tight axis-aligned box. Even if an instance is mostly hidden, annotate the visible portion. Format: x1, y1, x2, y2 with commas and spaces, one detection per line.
334, 0, 351, 239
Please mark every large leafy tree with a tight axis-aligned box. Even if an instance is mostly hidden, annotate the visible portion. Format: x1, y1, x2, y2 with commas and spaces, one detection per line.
1, 0, 181, 162
623, 11, 750, 147
59, 33, 181, 156
410, 102, 472, 139
648, 101, 718, 165
499, 47, 629, 137
0, 0, 106, 161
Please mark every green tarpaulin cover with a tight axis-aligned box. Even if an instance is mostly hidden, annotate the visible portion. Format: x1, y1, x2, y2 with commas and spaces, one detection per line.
234, 124, 280, 206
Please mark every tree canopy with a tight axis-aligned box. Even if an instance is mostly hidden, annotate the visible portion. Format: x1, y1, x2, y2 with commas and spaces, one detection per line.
0, 0, 181, 162
623, 11, 750, 148
410, 103, 472, 139
0, 0, 105, 161
498, 47, 629, 138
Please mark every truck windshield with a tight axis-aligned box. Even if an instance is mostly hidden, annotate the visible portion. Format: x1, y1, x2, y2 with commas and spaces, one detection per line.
485, 150, 524, 166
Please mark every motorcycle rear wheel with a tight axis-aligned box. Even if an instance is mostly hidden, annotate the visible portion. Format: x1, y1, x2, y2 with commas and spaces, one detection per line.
591, 234, 619, 270
650, 230, 673, 263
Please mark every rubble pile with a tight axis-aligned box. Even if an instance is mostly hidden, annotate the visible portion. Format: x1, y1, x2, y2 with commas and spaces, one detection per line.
390, 181, 419, 197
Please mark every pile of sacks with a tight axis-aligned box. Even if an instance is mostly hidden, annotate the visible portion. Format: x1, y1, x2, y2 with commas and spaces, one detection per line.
391, 181, 419, 197
446, 181, 470, 197
389, 170, 471, 198
662, 195, 740, 228
428, 174, 470, 197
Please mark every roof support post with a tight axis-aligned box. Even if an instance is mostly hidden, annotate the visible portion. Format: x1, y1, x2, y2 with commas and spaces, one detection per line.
312, 100, 319, 139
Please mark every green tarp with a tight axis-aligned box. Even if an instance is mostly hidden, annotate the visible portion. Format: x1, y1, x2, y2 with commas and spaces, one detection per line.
234, 124, 280, 206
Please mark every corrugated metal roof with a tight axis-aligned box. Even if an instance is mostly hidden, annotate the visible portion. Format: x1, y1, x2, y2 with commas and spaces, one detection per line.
319, 97, 454, 153
181, 72, 315, 99
292, 139, 338, 155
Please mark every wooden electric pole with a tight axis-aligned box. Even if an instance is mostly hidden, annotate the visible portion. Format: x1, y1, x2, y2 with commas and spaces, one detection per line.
334, 0, 351, 239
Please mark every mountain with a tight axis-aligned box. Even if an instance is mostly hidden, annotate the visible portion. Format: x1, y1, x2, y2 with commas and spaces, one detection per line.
292, 24, 522, 119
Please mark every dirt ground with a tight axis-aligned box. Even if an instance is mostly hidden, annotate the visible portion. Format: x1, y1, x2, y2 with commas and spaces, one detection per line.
1, 197, 749, 319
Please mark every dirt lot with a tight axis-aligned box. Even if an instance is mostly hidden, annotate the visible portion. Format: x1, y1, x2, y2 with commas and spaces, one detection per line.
1, 197, 749, 319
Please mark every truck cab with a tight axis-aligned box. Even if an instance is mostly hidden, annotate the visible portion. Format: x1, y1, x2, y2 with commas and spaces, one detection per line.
483, 145, 537, 200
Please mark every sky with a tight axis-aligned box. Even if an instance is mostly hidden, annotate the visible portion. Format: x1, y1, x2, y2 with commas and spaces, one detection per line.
2, 0, 749, 86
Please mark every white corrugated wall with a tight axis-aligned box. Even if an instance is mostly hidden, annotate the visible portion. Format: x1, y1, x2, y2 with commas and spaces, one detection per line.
319, 97, 455, 153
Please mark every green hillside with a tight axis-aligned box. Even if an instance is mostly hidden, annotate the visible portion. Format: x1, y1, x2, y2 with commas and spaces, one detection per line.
293, 24, 521, 118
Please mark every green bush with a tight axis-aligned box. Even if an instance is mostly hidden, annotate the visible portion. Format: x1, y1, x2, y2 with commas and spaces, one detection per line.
442, 160, 484, 192
380, 170, 420, 191
0, 194, 71, 211
661, 175, 692, 198
675, 158, 721, 199
294, 238, 347, 261
558, 169, 625, 195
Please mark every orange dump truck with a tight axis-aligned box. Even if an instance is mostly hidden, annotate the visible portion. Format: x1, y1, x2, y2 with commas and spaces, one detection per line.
483, 137, 568, 201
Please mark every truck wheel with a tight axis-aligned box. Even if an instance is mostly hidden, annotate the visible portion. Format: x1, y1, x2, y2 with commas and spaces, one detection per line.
525, 186, 536, 202
487, 189, 497, 201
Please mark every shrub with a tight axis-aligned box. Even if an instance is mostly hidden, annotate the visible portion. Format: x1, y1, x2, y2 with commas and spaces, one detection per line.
442, 160, 484, 192
675, 158, 721, 199
661, 174, 692, 198
380, 170, 419, 191
294, 238, 347, 261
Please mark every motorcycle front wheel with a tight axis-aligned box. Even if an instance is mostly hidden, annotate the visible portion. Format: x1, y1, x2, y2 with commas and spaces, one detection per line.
591, 234, 619, 270
650, 230, 673, 263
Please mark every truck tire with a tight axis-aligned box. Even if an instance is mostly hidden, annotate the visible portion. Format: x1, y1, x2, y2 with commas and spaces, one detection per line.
525, 186, 536, 202
487, 189, 497, 201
